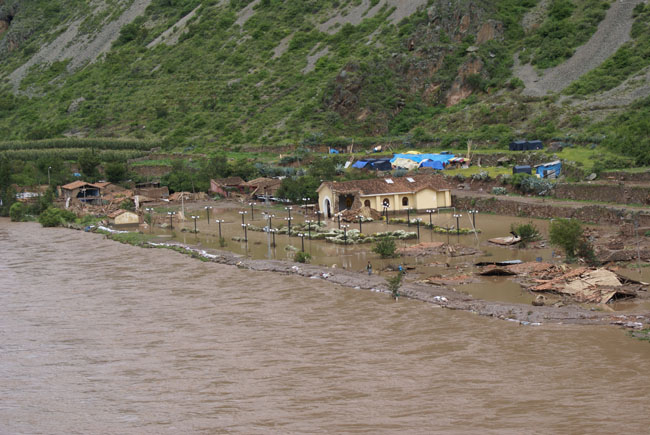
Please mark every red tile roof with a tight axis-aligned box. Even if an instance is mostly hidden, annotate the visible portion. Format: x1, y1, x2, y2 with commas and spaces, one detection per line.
61, 180, 103, 190
318, 174, 451, 196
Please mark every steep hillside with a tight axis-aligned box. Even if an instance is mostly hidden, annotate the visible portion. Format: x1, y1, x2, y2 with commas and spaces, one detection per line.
0, 0, 648, 164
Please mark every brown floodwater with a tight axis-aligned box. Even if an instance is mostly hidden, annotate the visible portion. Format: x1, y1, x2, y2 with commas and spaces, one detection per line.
2, 219, 650, 433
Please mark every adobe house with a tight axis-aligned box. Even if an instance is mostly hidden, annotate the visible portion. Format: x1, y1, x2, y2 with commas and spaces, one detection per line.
60, 180, 103, 207
317, 174, 452, 218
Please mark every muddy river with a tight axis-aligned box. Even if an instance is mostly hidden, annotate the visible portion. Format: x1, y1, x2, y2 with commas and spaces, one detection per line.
1, 219, 649, 433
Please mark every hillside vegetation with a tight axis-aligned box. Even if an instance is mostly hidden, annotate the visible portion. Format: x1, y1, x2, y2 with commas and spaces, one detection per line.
0, 0, 648, 164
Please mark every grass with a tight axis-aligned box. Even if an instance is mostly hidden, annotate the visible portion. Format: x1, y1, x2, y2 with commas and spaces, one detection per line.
519, 0, 611, 70
443, 166, 511, 178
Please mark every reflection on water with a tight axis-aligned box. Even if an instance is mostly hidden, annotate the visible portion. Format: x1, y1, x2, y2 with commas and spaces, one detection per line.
1, 219, 650, 433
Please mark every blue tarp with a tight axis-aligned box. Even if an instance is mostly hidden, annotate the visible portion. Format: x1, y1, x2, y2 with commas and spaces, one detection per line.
390, 153, 454, 165
351, 160, 369, 169
420, 160, 445, 170
370, 160, 392, 171
351, 159, 393, 170
535, 161, 562, 178
329, 148, 339, 154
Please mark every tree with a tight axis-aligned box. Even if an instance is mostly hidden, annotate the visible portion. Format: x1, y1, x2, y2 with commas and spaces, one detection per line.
387, 273, 402, 300
78, 149, 101, 181
549, 218, 584, 260
200, 155, 230, 181
104, 162, 127, 183
0, 154, 15, 216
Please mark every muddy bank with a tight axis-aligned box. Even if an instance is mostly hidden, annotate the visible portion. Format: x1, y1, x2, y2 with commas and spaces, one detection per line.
101, 231, 649, 329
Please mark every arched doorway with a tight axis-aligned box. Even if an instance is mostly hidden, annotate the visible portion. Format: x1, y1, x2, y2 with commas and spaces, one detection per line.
364, 199, 371, 207
402, 197, 409, 207
323, 198, 332, 218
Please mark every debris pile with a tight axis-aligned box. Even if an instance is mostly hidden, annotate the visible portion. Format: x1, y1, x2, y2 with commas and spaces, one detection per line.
398, 242, 480, 257
339, 206, 382, 222
488, 235, 521, 246
528, 267, 645, 304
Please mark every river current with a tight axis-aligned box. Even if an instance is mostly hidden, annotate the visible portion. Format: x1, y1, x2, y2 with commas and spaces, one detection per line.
1, 220, 649, 434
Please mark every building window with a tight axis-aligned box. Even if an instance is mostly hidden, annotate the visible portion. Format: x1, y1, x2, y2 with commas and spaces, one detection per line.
382, 198, 390, 207
402, 197, 409, 206
364, 200, 371, 207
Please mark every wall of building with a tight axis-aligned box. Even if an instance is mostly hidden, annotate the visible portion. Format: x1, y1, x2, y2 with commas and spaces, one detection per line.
115, 212, 140, 225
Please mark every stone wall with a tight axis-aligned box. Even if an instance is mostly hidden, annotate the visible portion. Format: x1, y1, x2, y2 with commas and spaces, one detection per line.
600, 171, 650, 182
553, 183, 650, 205
452, 195, 650, 226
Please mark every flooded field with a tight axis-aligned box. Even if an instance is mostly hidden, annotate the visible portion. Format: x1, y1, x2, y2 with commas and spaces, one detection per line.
1, 219, 650, 433
147, 204, 649, 310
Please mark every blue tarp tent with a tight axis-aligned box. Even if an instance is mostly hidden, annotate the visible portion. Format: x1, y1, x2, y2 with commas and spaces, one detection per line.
390, 153, 454, 166
420, 160, 445, 170
535, 161, 562, 178
351, 160, 368, 169
513, 165, 532, 174
369, 159, 392, 171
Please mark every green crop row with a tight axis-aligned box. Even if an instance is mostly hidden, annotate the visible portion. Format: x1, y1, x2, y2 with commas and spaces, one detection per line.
0, 138, 158, 151
1, 148, 148, 162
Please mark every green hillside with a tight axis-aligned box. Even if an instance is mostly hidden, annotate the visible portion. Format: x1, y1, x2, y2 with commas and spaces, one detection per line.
0, 0, 649, 164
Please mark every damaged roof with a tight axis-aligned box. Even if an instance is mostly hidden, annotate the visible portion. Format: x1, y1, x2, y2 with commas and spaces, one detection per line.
61, 180, 102, 190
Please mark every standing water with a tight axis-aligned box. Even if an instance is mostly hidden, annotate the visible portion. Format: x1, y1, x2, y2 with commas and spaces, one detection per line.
1, 220, 649, 433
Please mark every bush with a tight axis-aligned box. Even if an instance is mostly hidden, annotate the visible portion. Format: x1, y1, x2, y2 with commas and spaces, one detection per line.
510, 222, 541, 247
38, 207, 76, 227
387, 273, 402, 299
294, 251, 311, 263
510, 173, 554, 195
492, 187, 508, 195
549, 218, 583, 259
372, 237, 397, 258
120, 198, 135, 211
9, 202, 27, 221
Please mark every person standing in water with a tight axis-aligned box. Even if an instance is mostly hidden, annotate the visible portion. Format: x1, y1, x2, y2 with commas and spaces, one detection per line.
366, 261, 372, 276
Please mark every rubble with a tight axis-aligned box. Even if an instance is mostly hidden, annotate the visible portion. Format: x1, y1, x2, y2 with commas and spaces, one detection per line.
488, 235, 521, 246
528, 267, 645, 304
398, 242, 480, 257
